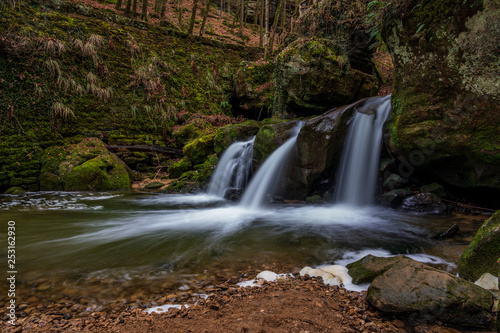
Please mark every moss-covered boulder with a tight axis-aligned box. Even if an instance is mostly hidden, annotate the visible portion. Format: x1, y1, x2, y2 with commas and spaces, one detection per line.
40, 138, 133, 191
458, 210, 500, 282
382, 0, 500, 189
213, 121, 262, 156
168, 157, 192, 179
293, 99, 363, 198
274, 37, 380, 117
234, 61, 275, 119
347, 255, 407, 285
253, 120, 302, 166
367, 257, 495, 327
183, 134, 215, 165
4, 187, 27, 195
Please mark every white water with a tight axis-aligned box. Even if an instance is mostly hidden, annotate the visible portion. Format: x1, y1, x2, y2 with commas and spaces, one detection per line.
334, 96, 392, 206
240, 124, 303, 209
207, 137, 255, 197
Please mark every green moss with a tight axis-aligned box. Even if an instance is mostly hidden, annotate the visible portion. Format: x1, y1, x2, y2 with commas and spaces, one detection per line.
167, 157, 192, 179
183, 134, 215, 165
458, 210, 500, 281
4, 187, 26, 195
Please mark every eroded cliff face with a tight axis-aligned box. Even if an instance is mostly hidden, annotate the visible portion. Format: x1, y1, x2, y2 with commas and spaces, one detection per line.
382, 0, 500, 188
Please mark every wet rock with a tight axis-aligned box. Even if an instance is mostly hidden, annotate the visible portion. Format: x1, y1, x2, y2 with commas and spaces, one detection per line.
168, 157, 192, 179
383, 174, 405, 190
183, 134, 215, 165
213, 122, 262, 155
419, 183, 446, 198
40, 138, 133, 191
381, 189, 412, 208
458, 210, 500, 281
144, 181, 164, 189
382, 0, 500, 189
402, 193, 447, 214
367, 257, 495, 327
4, 186, 26, 194
274, 38, 380, 117
223, 189, 243, 202
347, 255, 407, 285
305, 195, 322, 204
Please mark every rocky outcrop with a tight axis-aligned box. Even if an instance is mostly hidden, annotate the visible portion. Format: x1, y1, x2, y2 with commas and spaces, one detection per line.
234, 62, 275, 120
253, 120, 302, 166
382, 0, 500, 189
458, 210, 500, 282
401, 193, 447, 214
213, 121, 262, 155
40, 138, 133, 191
361, 256, 494, 327
274, 38, 380, 117
347, 255, 407, 285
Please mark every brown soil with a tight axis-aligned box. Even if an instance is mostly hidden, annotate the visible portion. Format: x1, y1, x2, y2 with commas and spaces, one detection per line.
5, 274, 467, 333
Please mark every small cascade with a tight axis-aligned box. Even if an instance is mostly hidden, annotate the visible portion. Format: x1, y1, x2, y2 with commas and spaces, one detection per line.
334, 96, 392, 206
241, 123, 303, 209
207, 137, 255, 198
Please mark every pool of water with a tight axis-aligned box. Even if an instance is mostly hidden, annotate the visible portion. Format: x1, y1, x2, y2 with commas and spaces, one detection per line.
0, 191, 488, 307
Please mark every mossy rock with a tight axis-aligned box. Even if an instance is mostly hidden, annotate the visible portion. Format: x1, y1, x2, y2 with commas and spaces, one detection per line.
458, 210, 500, 282
253, 120, 302, 165
183, 134, 215, 165
213, 123, 262, 155
346, 255, 407, 285
305, 195, 322, 204
274, 37, 380, 117
382, 0, 500, 189
420, 183, 446, 198
40, 138, 133, 191
4, 187, 26, 195
168, 157, 192, 179
144, 181, 164, 189
234, 61, 275, 119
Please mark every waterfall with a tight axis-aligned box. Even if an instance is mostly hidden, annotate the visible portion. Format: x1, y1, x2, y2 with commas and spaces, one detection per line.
240, 123, 303, 209
334, 96, 391, 206
207, 137, 255, 198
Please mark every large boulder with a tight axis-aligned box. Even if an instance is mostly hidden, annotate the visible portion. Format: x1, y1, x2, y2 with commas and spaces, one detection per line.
252, 120, 302, 166
293, 98, 368, 198
40, 138, 133, 191
347, 254, 407, 284
213, 121, 262, 156
458, 210, 500, 282
401, 193, 447, 214
382, 0, 500, 189
234, 61, 275, 120
366, 256, 495, 327
274, 37, 380, 117
183, 134, 215, 165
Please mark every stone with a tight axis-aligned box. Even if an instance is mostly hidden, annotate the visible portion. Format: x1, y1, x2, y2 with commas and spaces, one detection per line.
4, 186, 26, 195
402, 193, 447, 214
346, 255, 407, 285
274, 37, 379, 117
382, 0, 500, 189
419, 183, 446, 198
213, 121, 262, 155
183, 134, 215, 166
144, 181, 164, 190
367, 257, 495, 327
381, 189, 412, 208
168, 157, 192, 179
474, 273, 499, 291
458, 210, 500, 282
234, 61, 274, 119
223, 188, 243, 202
40, 138, 133, 191
383, 173, 404, 190
253, 120, 302, 166
305, 195, 322, 204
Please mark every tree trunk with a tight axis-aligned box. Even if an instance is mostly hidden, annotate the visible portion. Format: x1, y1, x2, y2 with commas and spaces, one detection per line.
269, 0, 282, 54
264, 0, 269, 56
116, 0, 123, 10
259, 0, 263, 47
132, 0, 138, 17
125, 0, 132, 14
160, 0, 167, 18
141, 0, 148, 21
188, 0, 199, 34
199, 0, 210, 36
254, 0, 260, 25
239, 0, 244, 34
178, 0, 183, 28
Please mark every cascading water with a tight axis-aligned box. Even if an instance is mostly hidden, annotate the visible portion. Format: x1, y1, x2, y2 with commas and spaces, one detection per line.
334, 96, 392, 206
207, 137, 255, 198
240, 123, 304, 209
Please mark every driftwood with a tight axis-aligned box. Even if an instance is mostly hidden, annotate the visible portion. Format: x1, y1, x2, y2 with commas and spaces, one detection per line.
106, 145, 183, 156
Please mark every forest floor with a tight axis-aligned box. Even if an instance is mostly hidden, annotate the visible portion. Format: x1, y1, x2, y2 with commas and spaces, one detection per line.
5, 273, 478, 333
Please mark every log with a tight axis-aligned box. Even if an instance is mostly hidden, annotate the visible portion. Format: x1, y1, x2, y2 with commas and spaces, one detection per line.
106, 145, 183, 156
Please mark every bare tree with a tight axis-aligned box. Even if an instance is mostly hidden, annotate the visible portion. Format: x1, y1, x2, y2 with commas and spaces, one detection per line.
264, 0, 269, 55
160, 0, 167, 18
132, 0, 138, 17
259, 0, 263, 47
199, 0, 211, 36
125, 0, 132, 14
141, 0, 148, 21
116, 0, 123, 10
188, 0, 199, 34
239, 0, 244, 34
178, 0, 183, 28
